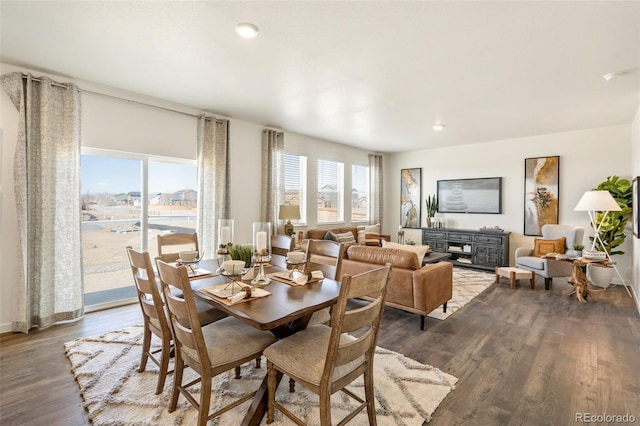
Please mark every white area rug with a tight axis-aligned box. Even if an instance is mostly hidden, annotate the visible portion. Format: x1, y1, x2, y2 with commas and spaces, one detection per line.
65, 325, 457, 425
427, 267, 494, 320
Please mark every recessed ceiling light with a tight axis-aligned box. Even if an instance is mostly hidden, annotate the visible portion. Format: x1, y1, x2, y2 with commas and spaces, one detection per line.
235, 23, 259, 38
603, 71, 624, 81
432, 124, 445, 131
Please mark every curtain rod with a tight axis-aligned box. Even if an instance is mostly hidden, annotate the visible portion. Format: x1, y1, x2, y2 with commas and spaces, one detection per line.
21, 73, 225, 122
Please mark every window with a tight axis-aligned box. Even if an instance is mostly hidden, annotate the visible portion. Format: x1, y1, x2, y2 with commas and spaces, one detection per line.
80, 149, 197, 309
317, 158, 344, 223
284, 153, 307, 224
351, 163, 369, 222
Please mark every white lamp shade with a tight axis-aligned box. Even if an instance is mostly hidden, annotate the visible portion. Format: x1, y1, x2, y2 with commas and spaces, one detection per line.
574, 191, 621, 212
279, 204, 301, 220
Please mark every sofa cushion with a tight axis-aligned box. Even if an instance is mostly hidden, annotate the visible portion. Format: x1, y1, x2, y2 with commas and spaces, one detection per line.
334, 231, 356, 244
381, 240, 430, 264
346, 245, 420, 270
356, 223, 381, 246
517, 256, 545, 271
533, 237, 566, 257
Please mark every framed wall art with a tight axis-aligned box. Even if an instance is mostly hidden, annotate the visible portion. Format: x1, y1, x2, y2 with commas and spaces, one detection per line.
524, 155, 559, 236
400, 168, 421, 228
633, 176, 639, 238
437, 177, 502, 214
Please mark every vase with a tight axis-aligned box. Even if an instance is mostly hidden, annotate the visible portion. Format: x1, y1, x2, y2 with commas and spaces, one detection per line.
586, 263, 613, 288
426, 217, 433, 228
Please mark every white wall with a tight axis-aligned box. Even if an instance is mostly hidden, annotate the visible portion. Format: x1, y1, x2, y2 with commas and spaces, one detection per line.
385, 125, 634, 289
0, 62, 371, 331
631, 106, 640, 311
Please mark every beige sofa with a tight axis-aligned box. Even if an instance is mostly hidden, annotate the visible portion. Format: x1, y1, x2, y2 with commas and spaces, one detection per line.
304, 243, 453, 330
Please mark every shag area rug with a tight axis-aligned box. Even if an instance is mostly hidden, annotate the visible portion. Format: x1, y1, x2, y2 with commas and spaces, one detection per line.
65, 325, 457, 425
427, 267, 494, 320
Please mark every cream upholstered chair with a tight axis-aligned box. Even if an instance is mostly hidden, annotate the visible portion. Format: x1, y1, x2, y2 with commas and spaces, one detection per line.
126, 246, 173, 395
156, 259, 277, 426
157, 232, 199, 262
515, 224, 585, 290
270, 234, 295, 269
264, 264, 392, 426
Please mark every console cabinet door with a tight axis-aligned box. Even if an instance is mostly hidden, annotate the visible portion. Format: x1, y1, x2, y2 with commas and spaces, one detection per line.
473, 245, 503, 267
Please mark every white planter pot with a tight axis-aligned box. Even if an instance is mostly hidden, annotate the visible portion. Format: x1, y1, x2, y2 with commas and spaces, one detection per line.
586, 263, 614, 288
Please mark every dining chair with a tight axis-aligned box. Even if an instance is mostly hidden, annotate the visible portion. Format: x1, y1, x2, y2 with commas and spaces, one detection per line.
156, 259, 277, 426
157, 232, 199, 262
126, 246, 173, 395
305, 239, 347, 327
264, 264, 392, 426
270, 234, 295, 269
305, 239, 346, 281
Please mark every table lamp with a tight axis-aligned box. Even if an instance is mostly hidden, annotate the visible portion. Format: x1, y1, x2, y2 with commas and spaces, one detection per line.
279, 204, 300, 236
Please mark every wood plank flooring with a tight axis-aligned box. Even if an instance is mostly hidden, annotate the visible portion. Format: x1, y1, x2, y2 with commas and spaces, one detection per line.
1, 278, 638, 425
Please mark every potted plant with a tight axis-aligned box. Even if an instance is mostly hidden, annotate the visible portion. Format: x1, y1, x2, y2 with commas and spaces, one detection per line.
228, 244, 254, 268
567, 243, 584, 258
425, 195, 438, 228
586, 176, 633, 288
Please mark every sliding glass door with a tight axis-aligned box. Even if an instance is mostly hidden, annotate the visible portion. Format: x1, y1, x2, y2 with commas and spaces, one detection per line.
81, 149, 197, 309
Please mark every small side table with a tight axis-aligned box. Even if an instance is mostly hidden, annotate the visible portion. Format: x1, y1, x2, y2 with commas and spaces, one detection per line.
495, 266, 535, 289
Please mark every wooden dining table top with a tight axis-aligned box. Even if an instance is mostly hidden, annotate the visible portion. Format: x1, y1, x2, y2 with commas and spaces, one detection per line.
188, 259, 340, 334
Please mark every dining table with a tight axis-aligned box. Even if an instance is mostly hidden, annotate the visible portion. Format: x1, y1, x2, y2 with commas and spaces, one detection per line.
185, 258, 341, 426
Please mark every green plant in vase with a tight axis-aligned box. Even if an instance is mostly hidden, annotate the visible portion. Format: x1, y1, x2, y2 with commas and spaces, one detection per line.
425, 195, 438, 228
228, 244, 254, 268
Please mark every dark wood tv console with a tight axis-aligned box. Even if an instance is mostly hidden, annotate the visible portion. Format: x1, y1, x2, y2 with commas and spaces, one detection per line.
422, 227, 510, 271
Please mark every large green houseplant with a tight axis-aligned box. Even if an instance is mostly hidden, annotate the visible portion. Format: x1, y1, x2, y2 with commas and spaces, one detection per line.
589, 176, 633, 256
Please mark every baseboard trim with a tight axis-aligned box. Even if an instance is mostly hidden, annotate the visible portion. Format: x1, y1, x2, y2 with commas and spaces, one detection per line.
84, 298, 137, 313
0, 322, 12, 334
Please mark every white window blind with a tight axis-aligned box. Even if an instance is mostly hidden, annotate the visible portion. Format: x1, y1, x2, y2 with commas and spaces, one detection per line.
317, 158, 344, 223
351, 163, 369, 222
284, 153, 307, 224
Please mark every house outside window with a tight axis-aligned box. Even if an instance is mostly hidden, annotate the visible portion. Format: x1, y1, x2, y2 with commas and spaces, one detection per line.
352, 163, 369, 222
317, 158, 344, 223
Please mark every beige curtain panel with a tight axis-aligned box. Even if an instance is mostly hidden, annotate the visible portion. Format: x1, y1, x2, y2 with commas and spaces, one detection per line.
261, 129, 284, 228
1, 72, 83, 333
369, 153, 384, 227
196, 116, 229, 258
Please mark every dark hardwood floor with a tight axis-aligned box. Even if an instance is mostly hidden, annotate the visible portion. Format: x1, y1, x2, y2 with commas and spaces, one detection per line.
1, 277, 638, 425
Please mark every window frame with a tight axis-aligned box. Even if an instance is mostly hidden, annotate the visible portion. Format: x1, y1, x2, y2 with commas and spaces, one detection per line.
351, 162, 370, 223
316, 157, 345, 225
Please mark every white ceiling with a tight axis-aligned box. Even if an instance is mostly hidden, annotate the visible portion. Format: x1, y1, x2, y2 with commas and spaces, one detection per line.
1, 1, 639, 153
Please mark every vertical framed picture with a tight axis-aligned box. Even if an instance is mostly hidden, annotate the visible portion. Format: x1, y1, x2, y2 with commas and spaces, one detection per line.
633, 176, 639, 238
524, 156, 559, 236
400, 168, 421, 228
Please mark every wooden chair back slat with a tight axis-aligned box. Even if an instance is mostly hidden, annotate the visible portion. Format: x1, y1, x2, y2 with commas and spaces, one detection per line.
321, 264, 391, 388
157, 232, 199, 262
271, 235, 294, 269
306, 240, 346, 281
156, 259, 211, 372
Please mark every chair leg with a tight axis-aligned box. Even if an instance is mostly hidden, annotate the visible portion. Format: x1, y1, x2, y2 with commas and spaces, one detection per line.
420, 315, 425, 330
139, 325, 151, 372
235, 366, 241, 379
156, 337, 171, 395
169, 354, 184, 412
443, 302, 447, 313
319, 387, 332, 426
364, 363, 377, 426
545, 277, 552, 290
267, 361, 276, 424
198, 374, 212, 426
289, 378, 296, 392
255, 356, 261, 369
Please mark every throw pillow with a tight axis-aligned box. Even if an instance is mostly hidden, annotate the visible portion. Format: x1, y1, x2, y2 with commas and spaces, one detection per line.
324, 231, 338, 242
382, 240, 430, 264
356, 223, 381, 245
533, 237, 566, 257
335, 231, 357, 244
